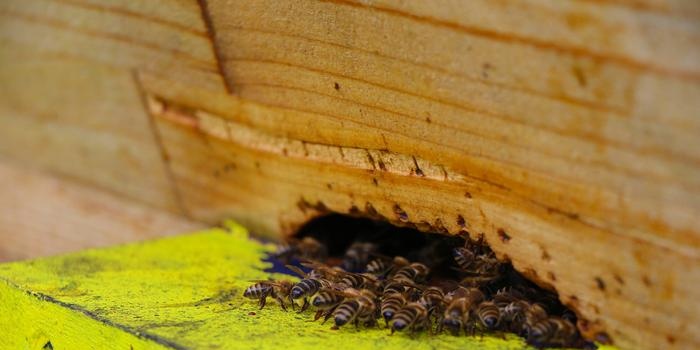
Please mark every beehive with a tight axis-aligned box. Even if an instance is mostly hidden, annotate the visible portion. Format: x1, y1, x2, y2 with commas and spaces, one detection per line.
1, 1, 699, 349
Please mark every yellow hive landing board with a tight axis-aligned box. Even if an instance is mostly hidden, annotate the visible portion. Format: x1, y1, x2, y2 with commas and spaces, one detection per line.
0, 222, 616, 350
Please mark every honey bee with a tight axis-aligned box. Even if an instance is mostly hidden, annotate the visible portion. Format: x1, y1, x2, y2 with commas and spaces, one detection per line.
440, 287, 484, 335
337, 272, 380, 291
271, 242, 297, 263
453, 237, 504, 287
367, 255, 411, 277
297, 236, 328, 261
311, 289, 345, 322
527, 317, 578, 348
523, 303, 549, 333
272, 237, 327, 263
452, 247, 477, 271
243, 280, 294, 311
341, 242, 378, 272
390, 262, 430, 284
380, 292, 407, 325
286, 265, 333, 311
418, 286, 445, 316
333, 289, 379, 328
390, 302, 430, 334
475, 301, 501, 331
366, 258, 389, 276
493, 287, 523, 308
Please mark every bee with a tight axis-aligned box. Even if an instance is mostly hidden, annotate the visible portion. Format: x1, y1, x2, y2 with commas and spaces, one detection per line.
243, 280, 294, 310
337, 272, 379, 291
366, 255, 410, 277
527, 317, 578, 348
390, 262, 430, 284
341, 242, 378, 272
418, 286, 445, 316
453, 237, 504, 287
286, 265, 333, 312
311, 289, 345, 322
452, 246, 477, 271
475, 301, 501, 331
455, 255, 503, 287
390, 302, 430, 334
503, 302, 549, 337
271, 242, 297, 263
366, 257, 390, 276
493, 287, 523, 308
524, 303, 548, 328
272, 237, 327, 263
441, 287, 484, 335
333, 289, 379, 328
297, 236, 328, 261
380, 292, 407, 325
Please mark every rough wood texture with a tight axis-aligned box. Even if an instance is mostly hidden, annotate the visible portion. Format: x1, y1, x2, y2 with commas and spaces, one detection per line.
0, 160, 204, 262
1, 1, 699, 349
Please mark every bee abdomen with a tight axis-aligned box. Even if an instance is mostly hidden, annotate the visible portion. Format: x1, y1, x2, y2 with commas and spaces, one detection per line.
391, 303, 426, 332
338, 274, 364, 289
528, 318, 556, 342
244, 283, 272, 298
312, 291, 342, 309
291, 278, 321, 299
365, 258, 387, 275
477, 301, 501, 330
333, 299, 360, 326
418, 287, 444, 310
392, 267, 417, 282
381, 293, 405, 321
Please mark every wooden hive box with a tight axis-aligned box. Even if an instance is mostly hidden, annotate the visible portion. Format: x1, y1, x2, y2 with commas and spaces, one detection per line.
1, 1, 699, 349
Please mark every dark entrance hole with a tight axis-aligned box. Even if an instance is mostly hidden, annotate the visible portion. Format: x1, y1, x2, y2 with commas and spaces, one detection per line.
264, 214, 592, 348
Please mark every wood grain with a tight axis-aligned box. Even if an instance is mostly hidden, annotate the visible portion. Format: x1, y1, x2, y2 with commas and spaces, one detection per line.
0, 159, 203, 262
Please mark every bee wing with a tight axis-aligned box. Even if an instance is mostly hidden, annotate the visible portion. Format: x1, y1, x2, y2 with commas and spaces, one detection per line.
285, 264, 308, 278
298, 259, 328, 270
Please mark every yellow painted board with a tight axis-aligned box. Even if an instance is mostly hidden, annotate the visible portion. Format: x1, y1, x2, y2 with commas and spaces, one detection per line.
0, 221, 617, 350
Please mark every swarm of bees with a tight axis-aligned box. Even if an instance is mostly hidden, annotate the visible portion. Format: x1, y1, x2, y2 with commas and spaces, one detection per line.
244, 229, 589, 349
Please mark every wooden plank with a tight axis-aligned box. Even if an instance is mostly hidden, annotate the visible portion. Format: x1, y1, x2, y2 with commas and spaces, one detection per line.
204, 0, 700, 253
0, 223, 616, 350
0, 160, 204, 262
0, 0, 226, 92
0, 44, 187, 213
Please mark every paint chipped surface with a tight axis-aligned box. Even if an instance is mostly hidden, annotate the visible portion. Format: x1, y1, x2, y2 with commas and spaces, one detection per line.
0, 221, 617, 349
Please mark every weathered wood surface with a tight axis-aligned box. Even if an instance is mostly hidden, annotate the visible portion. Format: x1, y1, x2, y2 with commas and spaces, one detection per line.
0, 223, 588, 350
0, 160, 204, 262
1, 1, 699, 349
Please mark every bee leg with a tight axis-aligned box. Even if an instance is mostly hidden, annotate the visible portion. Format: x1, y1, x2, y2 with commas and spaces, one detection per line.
276, 297, 288, 312
354, 319, 360, 329
258, 297, 267, 310
298, 298, 310, 313
370, 318, 378, 328
322, 308, 336, 324
314, 310, 324, 321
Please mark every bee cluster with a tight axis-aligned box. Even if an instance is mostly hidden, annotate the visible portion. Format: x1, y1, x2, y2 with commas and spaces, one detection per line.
244, 217, 590, 349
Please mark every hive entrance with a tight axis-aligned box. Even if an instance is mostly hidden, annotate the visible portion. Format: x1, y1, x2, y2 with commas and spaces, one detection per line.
263, 214, 592, 348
